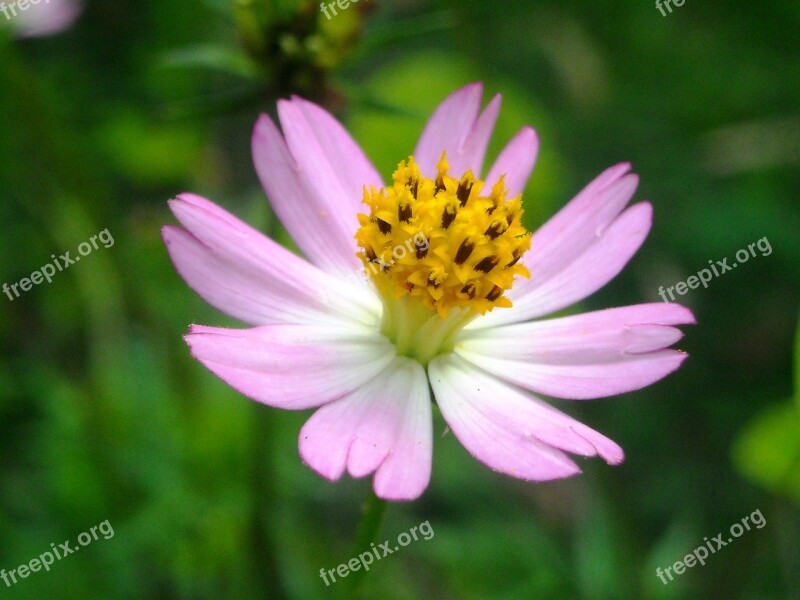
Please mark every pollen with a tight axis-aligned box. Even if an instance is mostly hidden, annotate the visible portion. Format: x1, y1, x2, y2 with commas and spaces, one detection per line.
355, 153, 531, 318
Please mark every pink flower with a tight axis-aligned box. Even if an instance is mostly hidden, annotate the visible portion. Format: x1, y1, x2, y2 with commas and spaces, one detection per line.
163, 83, 694, 501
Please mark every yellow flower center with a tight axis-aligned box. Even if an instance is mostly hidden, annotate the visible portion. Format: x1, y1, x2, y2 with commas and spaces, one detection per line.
355, 153, 531, 364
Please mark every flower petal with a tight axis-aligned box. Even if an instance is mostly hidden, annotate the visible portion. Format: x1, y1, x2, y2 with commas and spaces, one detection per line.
511, 202, 652, 325
413, 83, 501, 179
185, 324, 396, 410
429, 354, 619, 480
288, 96, 384, 203
299, 357, 432, 501
473, 164, 647, 328
252, 106, 374, 278
457, 93, 502, 177
163, 194, 380, 327
12, 0, 83, 38
517, 162, 637, 287
484, 126, 540, 197
458, 303, 694, 399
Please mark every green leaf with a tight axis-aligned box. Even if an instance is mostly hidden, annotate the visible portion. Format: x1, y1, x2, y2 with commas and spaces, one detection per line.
732, 401, 800, 503
160, 45, 262, 80
794, 313, 800, 407
732, 312, 800, 503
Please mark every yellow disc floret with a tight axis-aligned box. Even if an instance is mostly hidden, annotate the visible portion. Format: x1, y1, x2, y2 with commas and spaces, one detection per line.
355, 153, 531, 319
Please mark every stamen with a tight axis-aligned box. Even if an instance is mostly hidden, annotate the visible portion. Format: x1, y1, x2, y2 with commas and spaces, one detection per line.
485, 220, 506, 240
486, 285, 503, 302
355, 153, 530, 317
457, 177, 473, 206
460, 283, 476, 299
442, 205, 456, 229
474, 256, 499, 273
398, 202, 412, 223
506, 249, 522, 268
376, 218, 392, 234
454, 239, 475, 265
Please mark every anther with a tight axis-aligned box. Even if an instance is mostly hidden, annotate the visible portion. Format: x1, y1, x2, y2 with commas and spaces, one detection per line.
486, 285, 503, 302
474, 256, 499, 273
460, 283, 476, 299
484, 220, 506, 240
506, 249, 522, 268
457, 179, 473, 206
398, 203, 412, 223
454, 239, 475, 264
441, 205, 456, 229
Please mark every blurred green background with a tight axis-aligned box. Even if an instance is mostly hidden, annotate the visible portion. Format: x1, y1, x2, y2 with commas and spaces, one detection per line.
1, 0, 799, 598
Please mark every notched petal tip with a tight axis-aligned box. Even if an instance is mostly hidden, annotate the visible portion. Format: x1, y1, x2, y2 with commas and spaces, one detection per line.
252, 114, 287, 157
675, 305, 698, 325
160, 224, 177, 240
184, 323, 219, 339
609, 162, 633, 177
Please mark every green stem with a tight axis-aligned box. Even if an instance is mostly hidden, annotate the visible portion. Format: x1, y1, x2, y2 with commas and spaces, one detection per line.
342, 491, 388, 597
354, 491, 388, 554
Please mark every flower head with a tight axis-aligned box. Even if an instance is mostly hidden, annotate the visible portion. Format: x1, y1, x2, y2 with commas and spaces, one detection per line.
163, 83, 695, 501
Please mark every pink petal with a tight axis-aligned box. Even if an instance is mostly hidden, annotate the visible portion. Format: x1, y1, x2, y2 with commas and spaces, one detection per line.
413, 83, 501, 178
522, 162, 636, 279
498, 202, 653, 326
185, 324, 395, 410
163, 194, 380, 327
458, 304, 694, 400
475, 164, 648, 328
457, 93, 502, 177
299, 358, 432, 501
430, 354, 613, 481
522, 162, 636, 278
484, 126, 540, 197
12, 0, 82, 38
252, 107, 374, 278
289, 96, 384, 202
